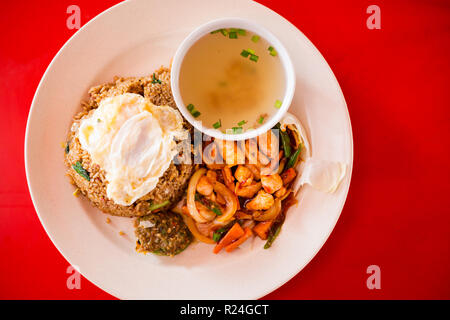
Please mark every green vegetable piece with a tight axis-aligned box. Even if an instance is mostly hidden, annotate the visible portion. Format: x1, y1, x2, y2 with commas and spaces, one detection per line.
251, 35, 260, 43
148, 200, 170, 212
247, 48, 255, 54
187, 104, 194, 112
240, 50, 250, 58
232, 127, 243, 134
286, 145, 302, 169
274, 99, 282, 109
258, 116, 265, 124
213, 120, 222, 129
151, 73, 162, 84
192, 110, 201, 118
237, 29, 246, 36
264, 225, 282, 249
211, 207, 222, 216
237, 120, 247, 126
213, 228, 225, 242
220, 29, 228, 36
268, 46, 274, 52
229, 31, 238, 39
270, 49, 278, 56
72, 161, 90, 181
249, 54, 259, 62
279, 127, 292, 158
210, 29, 222, 34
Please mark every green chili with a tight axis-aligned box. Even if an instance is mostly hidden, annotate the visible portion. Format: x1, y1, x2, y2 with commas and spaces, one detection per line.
277, 125, 292, 158
148, 200, 170, 212
286, 147, 301, 169
72, 161, 90, 181
264, 225, 282, 249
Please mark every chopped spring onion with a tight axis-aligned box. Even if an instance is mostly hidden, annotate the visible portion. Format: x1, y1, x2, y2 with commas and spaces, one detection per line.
268, 46, 278, 56
237, 120, 247, 126
187, 104, 201, 118
210, 29, 221, 34
151, 73, 162, 84
232, 127, 243, 134
148, 200, 170, 212
220, 29, 228, 36
213, 119, 222, 129
228, 31, 238, 39
258, 116, 265, 124
240, 50, 250, 58
237, 29, 246, 36
247, 48, 255, 54
274, 99, 282, 109
72, 161, 90, 181
249, 54, 259, 62
251, 35, 260, 43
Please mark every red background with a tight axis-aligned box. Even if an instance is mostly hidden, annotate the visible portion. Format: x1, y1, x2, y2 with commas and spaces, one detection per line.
1, 0, 449, 299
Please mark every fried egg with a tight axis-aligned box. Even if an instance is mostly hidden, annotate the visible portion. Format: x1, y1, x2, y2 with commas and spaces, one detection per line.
78, 93, 186, 206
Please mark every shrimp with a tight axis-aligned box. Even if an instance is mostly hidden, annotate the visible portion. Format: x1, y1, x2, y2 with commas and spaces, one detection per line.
274, 186, 288, 198
245, 164, 261, 180
235, 182, 262, 198
222, 166, 235, 191
206, 170, 217, 184
196, 176, 213, 196
245, 190, 274, 211
261, 173, 283, 194
235, 165, 253, 186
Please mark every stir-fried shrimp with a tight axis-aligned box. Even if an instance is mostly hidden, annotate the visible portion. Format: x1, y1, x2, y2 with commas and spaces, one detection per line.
274, 186, 288, 198
245, 190, 274, 211
245, 164, 261, 180
181, 116, 308, 254
235, 181, 262, 198
222, 166, 235, 190
261, 174, 283, 194
196, 176, 213, 196
235, 165, 253, 186
206, 170, 217, 184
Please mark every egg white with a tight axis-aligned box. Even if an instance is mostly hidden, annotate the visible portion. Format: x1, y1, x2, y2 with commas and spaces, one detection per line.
78, 93, 186, 206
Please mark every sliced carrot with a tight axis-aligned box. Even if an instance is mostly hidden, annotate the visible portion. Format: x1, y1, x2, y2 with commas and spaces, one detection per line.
253, 221, 273, 240
281, 168, 297, 185
213, 222, 244, 254
225, 227, 253, 252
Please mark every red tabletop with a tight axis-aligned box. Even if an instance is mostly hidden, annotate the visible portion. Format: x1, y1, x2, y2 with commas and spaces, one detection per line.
1, 0, 449, 300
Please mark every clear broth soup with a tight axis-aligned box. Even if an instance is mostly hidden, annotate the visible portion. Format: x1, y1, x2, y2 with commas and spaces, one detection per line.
179, 28, 285, 133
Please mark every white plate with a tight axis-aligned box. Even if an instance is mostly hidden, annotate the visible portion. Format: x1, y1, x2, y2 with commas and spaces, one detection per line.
25, 0, 353, 299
